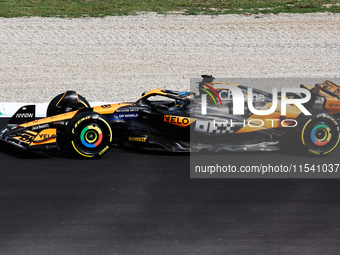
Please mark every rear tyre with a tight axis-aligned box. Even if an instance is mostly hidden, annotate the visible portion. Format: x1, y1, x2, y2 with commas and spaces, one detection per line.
67, 112, 112, 158
47, 91, 90, 117
300, 113, 340, 155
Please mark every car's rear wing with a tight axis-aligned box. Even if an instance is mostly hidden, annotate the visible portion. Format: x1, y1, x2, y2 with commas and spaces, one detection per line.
300, 81, 340, 114
300, 81, 340, 99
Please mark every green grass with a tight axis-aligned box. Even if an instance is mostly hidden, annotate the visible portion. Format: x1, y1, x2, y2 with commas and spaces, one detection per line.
0, 0, 340, 18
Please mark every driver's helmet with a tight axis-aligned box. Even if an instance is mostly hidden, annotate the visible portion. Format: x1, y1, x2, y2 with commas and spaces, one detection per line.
175, 91, 195, 107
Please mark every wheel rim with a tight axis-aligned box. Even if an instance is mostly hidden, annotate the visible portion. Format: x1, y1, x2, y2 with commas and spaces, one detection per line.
311, 124, 331, 146
80, 124, 103, 148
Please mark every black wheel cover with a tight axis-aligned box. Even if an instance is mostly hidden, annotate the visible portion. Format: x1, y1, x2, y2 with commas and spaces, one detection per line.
301, 113, 340, 155
67, 112, 112, 158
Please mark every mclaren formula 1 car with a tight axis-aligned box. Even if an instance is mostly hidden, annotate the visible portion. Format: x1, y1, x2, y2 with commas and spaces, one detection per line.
1, 76, 340, 158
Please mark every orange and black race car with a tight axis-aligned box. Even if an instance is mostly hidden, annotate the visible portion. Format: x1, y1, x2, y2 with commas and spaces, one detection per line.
1, 76, 340, 158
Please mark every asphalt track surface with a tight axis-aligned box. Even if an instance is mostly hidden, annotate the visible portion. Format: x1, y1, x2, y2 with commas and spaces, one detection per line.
1, 118, 340, 255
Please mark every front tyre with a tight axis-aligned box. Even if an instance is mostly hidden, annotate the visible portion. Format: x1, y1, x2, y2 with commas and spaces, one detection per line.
47, 91, 90, 117
67, 112, 112, 158
300, 113, 340, 155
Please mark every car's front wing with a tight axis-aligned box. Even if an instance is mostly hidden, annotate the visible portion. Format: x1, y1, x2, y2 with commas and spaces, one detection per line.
0, 126, 58, 151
